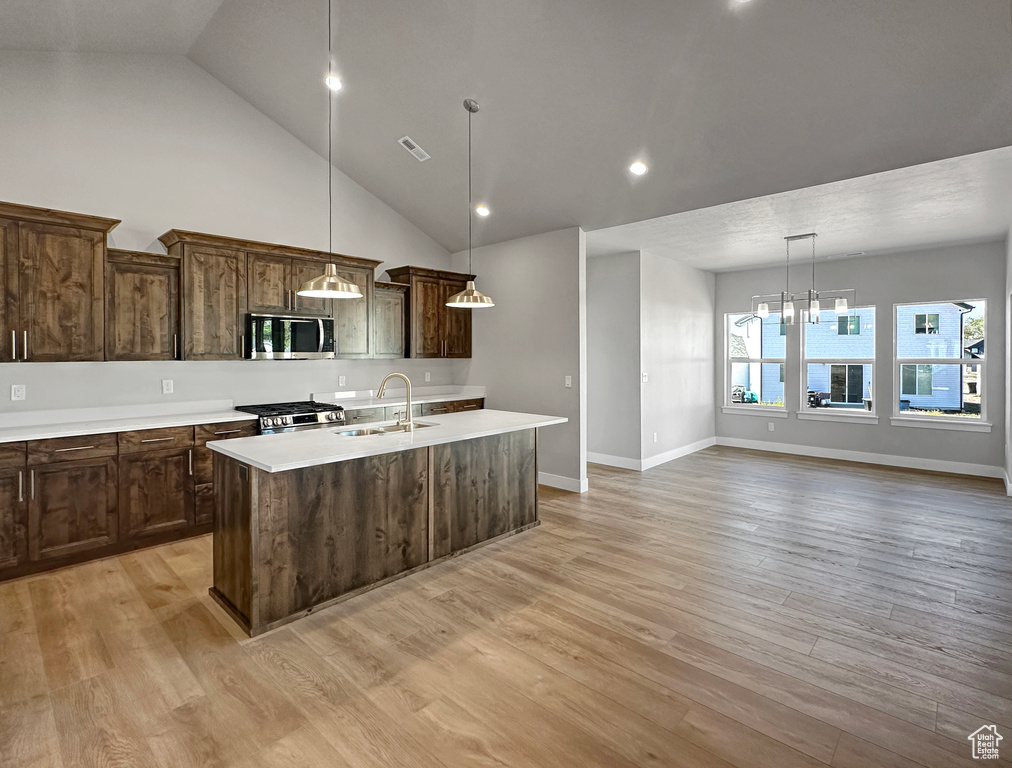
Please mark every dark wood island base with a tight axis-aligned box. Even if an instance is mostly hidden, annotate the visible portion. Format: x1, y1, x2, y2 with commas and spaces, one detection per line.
210, 429, 538, 636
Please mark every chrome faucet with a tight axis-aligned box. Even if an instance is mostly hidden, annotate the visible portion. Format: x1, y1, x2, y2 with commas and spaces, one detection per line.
377, 372, 414, 431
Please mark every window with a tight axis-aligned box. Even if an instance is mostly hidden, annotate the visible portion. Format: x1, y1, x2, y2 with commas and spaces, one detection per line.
725, 312, 786, 408
915, 313, 939, 334
895, 301, 984, 421
837, 315, 861, 335
803, 307, 875, 413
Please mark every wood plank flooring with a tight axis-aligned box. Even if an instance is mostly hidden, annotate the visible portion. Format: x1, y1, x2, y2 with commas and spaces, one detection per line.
2, 445, 1011, 767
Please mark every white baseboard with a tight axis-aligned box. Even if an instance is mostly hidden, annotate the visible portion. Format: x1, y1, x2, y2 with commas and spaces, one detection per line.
539, 472, 589, 493
715, 436, 1004, 479
588, 437, 717, 472
586, 452, 642, 470
642, 437, 718, 471
1005, 469, 1011, 496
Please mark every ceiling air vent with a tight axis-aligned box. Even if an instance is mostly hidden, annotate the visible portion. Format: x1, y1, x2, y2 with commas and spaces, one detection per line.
398, 136, 431, 162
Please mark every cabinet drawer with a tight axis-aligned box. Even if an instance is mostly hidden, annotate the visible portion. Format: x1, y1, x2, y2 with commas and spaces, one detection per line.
345, 407, 384, 424
118, 426, 194, 454
0, 443, 26, 470
422, 402, 452, 416
195, 421, 257, 444
456, 398, 484, 412
385, 404, 423, 421
28, 433, 118, 465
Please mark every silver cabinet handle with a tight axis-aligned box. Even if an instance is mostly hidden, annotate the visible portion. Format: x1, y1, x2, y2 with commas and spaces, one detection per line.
240, 334, 245, 358
140, 437, 174, 443
292, 289, 298, 311
11, 330, 15, 361
30, 470, 34, 500
188, 449, 193, 476
17, 471, 22, 503
173, 333, 178, 359
55, 445, 95, 452
213, 429, 242, 436
22, 331, 27, 361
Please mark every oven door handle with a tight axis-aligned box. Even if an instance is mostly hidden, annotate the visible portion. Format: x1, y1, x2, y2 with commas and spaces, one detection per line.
318, 319, 324, 353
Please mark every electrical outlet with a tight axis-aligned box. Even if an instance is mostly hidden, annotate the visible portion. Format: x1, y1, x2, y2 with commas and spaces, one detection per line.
425, 372, 431, 382
161, 379, 174, 395
653, 432, 658, 443
564, 375, 572, 388
642, 372, 649, 383
10, 384, 25, 401
338, 375, 346, 387
767, 422, 775, 432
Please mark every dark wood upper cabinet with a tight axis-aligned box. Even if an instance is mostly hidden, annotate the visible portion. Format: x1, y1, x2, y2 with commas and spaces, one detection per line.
105, 250, 181, 361
0, 219, 19, 363
385, 267, 473, 359
373, 281, 408, 359
160, 230, 379, 360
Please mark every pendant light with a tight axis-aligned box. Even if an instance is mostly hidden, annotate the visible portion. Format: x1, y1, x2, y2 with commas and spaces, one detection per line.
298, 0, 362, 301
446, 98, 494, 309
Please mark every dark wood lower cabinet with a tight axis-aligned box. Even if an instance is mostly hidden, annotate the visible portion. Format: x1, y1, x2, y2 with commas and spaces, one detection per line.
0, 466, 27, 569
28, 457, 118, 561
119, 447, 194, 537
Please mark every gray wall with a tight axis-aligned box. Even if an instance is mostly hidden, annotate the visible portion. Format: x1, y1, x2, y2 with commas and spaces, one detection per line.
640, 251, 716, 462
587, 253, 641, 461
454, 228, 587, 490
715, 240, 1006, 471
0, 50, 461, 414
1006, 231, 1012, 488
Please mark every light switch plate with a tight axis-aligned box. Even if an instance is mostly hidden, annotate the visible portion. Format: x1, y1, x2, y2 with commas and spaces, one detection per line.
564, 375, 572, 388
338, 375, 346, 387
768, 422, 775, 432
161, 379, 174, 395
10, 384, 25, 401
642, 372, 649, 383
425, 372, 431, 382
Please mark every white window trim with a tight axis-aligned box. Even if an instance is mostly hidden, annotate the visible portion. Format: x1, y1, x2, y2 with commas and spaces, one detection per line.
893, 300, 986, 426
725, 313, 786, 412
722, 406, 789, 418
800, 307, 875, 417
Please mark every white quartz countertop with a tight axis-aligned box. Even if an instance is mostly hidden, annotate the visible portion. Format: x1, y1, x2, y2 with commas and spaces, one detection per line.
313, 385, 486, 411
208, 409, 566, 473
0, 400, 255, 444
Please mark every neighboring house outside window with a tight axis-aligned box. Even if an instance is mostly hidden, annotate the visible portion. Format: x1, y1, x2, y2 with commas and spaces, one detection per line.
895, 301, 984, 420
726, 312, 786, 408
803, 308, 875, 412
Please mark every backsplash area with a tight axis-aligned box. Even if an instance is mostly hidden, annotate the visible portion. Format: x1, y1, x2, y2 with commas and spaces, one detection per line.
0, 358, 470, 414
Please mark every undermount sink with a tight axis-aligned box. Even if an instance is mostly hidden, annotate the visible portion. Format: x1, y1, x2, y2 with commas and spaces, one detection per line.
336, 421, 436, 437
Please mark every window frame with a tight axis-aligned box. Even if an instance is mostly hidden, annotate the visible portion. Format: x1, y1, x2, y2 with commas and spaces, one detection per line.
892, 300, 988, 430
800, 305, 876, 421
723, 312, 787, 413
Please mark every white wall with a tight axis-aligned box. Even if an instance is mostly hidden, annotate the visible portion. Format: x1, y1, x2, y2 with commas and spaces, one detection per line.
0, 50, 463, 413
587, 253, 641, 463
639, 251, 716, 466
1005, 230, 1012, 491
454, 228, 587, 491
715, 240, 1006, 474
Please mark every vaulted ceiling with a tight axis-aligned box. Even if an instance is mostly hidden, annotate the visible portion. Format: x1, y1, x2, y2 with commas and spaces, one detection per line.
3, 0, 1012, 261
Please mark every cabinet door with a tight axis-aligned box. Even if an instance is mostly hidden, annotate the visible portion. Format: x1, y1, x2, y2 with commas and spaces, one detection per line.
106, 253, 180, 361
372, 287, 406, 358
119, 448, 194, 538
0, 219, 18, 362
290, 259, 334, 317
0, 467, 27, 569
20, 223, 105, 361
411, 276, 444, 358
28, 458, 118, 561
442, 279, 472, 358
334, 265, 372, 358
182, 246, 247, 360
247, 254, 291, 315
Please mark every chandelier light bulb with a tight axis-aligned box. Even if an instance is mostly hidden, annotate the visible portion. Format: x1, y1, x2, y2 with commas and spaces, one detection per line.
756, 302, 769, 319
835, 297, 848, 313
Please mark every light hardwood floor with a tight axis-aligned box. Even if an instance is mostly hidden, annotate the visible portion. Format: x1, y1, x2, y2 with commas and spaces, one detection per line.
2, 446, 1011, 767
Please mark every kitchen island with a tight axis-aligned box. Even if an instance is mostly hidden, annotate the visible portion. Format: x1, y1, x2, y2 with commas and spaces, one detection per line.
207, 409, 566, 635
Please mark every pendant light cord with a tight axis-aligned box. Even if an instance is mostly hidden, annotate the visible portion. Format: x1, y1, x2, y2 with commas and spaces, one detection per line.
467, 105, 472, 275
328, 0, 333, 256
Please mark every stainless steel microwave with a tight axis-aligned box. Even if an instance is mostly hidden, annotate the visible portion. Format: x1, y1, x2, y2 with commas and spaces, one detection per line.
245, 314, 336, 359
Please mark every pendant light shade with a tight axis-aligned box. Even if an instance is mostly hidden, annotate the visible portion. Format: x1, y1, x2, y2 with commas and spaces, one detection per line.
447, 280, 494, 308
835, 297, 848, 313
298, 263, 362, 298
447, 98, 494, 310
756, 302, 769, 319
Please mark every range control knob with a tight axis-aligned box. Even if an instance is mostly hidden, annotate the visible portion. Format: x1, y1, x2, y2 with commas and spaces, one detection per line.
283, 416, 293, 425
326, 412, 338, 421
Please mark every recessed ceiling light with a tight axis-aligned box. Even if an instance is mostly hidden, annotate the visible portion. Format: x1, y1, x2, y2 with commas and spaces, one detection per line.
629, 161, 648, 176
324, 74, 343, 91
475, 204, 490, 217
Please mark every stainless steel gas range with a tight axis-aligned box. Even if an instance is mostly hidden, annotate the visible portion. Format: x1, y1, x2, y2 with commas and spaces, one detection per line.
234, 401, 346, 435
